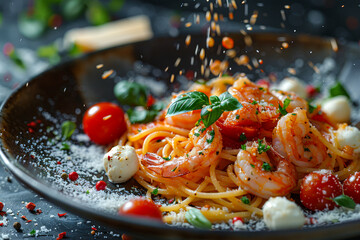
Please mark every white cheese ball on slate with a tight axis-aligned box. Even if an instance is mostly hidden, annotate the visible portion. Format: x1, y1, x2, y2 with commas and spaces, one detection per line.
103, 145, 139, 183
321, 96, 351, 123
336, 125, 360, 153
277, 77, 307, 99
263, 197, 305, 230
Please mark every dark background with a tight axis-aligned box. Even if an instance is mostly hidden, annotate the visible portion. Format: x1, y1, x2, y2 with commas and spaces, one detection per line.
0, 0, 359, 239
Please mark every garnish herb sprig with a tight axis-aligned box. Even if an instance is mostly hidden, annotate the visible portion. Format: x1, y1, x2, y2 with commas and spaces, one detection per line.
166, 91, 242, 128
185, 208, 212, 229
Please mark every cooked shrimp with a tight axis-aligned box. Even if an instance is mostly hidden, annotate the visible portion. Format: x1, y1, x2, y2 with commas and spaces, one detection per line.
141, 124, 223, 177
272, 108, 328, 168
228, 77, 282, 128
163, 91, 202, 130
234, 140, 296, 198
271, 90, 308, 112
165, 110, 201, 130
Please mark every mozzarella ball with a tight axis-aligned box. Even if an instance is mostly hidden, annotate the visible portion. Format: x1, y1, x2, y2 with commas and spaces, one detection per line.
321, 96, 351, 123
103, 145, 139, 183
336, 125, 360, 153
263, 197, 305, 230
277, 77, 307, 99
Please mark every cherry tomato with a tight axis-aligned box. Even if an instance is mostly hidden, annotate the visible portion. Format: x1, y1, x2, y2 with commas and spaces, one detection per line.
222, 36, 234, 49
300, 171, 342, 211
118, 199, 163, 221
95, 180, 107, 191
83, 102, 126, 145
343, 172, 360, 204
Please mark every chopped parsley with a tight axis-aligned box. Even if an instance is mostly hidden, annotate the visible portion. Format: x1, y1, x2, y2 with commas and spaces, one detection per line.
241, 144, 247, 150
308, 102, 317, 114
251, 100, 258, 105
151, 188, 159, 195
194, 132, 200, 137
239, 133, 247, 142
257, 139, 270, 154
206, 130, 215, 143
278, 98, 292, 116
198, 151, 204, 155
304, 147, 310, 152
163, 155, 172, 161
241, 196, 250, 204
61, 142, 70, 150
250, 164, 255, 168
236, 114, 240, 119
29, 229, 36, 235
262, 162, 272, 171
171, 167, 177, 172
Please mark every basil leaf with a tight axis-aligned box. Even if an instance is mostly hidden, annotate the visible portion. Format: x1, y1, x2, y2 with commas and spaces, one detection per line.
201, 105, 223, 128
150, 101, 165, 112
333, 194, 356, 209
61, 121, 76, 140
166, 91, 209, 117
114, 81, 148, 107
127, 108, 158, 124
61, 0, 86, 20
329, 82, 351, 99
61, 142, 70, 151
219, 91, 242, 111
210, 95, 221, 105
18, 14, 46, 39
185, 208, 212, 229
87, 0, 110, 25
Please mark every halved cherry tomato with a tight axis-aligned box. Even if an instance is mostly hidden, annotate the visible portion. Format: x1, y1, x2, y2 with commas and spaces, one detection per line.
118, 199, 163, 221
343, 172, 360, 204
83, 102, 126, 145
300, 171, 342, 211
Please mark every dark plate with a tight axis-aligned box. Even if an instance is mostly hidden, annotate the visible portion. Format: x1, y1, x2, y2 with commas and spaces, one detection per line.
1, 33, 360, 240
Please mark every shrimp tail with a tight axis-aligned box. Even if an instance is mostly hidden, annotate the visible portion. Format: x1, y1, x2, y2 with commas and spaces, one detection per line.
141, 153, 190, 178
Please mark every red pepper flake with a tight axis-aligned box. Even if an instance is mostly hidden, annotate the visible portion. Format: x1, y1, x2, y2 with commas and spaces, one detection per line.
26, 202, 36, 211
95, 181, 106, 191
0, 202, 3, 211
36, 120, 42, 124
27, 121, 37, 127
36, 209, 42, 214
232, 217, 244, 224
27, 220, 32, 223
108, 155, 111, 161
30, 155, 35, 159
0, 223, 3, 227
307, 217, 317, 225
91, 227, 97, 231
168, 199, 174, 204
28, 128, 34, 133
68, 172, 78, 181
21, 215, 27, 220
146, 94, 155, 108
56, 232, 66, 240
57, 161, 61, 165
58, 213, 67, 218
0, 211, 6, 217
156, 204, 162, 208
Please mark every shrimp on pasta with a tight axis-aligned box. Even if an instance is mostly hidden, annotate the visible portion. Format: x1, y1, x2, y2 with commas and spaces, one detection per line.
234, 140, 297, 199
141, 123, 223, 177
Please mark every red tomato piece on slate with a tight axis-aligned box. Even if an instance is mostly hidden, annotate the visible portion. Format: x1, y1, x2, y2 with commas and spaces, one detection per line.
300, 171, 343, 211
118, 199, 163, 221
343, 172, 360, 204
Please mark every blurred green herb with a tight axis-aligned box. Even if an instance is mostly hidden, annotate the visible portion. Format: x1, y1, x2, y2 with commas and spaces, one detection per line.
87, 0, 111, 26
329, 82, 351, 99
9, 50, 26, 69
0, 13, 3, 26
37, 43, 61, 64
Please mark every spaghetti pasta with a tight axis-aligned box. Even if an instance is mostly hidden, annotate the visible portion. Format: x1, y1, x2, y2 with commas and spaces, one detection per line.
114, 75, 360, 224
